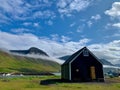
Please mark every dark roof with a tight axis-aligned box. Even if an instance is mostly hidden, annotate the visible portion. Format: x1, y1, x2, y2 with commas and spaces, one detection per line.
62, 47, 102, 65
62, 47, 86, 65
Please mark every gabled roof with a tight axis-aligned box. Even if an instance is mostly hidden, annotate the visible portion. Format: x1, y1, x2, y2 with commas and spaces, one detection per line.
62, 47, 102, 65
62, 47, 85, 65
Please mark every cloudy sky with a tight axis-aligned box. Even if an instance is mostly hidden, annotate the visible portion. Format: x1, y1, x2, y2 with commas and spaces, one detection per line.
0, 0, 120, 64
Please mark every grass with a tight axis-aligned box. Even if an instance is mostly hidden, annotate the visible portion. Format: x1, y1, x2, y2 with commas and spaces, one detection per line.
0, 50, 60, 73
0, 76, 120, 90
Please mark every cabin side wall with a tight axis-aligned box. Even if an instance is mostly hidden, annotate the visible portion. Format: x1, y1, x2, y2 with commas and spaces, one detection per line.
61, 64, 69, 80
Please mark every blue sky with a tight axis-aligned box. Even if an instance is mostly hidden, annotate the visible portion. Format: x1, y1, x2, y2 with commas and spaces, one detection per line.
0, 0, 120, 64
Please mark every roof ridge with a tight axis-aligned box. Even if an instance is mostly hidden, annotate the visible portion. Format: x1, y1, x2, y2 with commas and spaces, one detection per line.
63, 47, 87, 65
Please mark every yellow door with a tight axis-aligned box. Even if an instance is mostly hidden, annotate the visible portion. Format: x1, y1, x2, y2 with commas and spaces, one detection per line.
90, 66, 96, 80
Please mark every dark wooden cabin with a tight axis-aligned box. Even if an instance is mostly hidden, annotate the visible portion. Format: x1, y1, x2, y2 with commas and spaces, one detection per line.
61, 47, 104, 82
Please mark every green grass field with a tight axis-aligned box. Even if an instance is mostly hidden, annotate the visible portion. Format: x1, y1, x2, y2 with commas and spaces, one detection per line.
0, 50, 60, 73
0, 76, 120, 90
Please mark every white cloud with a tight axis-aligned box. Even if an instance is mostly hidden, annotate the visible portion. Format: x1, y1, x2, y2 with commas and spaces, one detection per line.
87, 14, 101, 27
51, 34, 71, 43
33, 10, 56, 19
113, 33, 120, 37
105, 2, 120, 18
12, 53, 64, 64
23, 22, 32, 26
112, 23, 120, 28
105, 22, 120, 33
89, 40, 120, 64
76, 24, 85, 33
0, 0, 54, 22
61, 36, 71, 43
0, 13, 11, 23
91, 14, 101, 20
57, 0, 91, 16
104, 2, 120, 30
0, 0, 30, 20
86, 14, 101, 27
104, 23, 112, 29
0, 31, 90, 57
11, 28, 31, 33
0, 31, 120, 64
79, 38, 90, 45
87, 21, 93, 27
70, 22, 76, 27
47, 20, 53, 25
51, 34, 59, 41
0, 0, 27, 14
23, 22, 40, 27
33, 23, 39, 27
0, 0, 92, 23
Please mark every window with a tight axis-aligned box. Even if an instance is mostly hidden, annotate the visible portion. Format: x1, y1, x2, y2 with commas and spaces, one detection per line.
76, 69, 79, 72
83, 49, 89, 56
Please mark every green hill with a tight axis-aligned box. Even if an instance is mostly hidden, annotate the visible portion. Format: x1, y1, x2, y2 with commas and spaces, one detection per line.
0, 50, 60, 74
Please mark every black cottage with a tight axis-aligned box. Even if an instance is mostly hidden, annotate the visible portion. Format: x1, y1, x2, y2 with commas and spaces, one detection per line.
61, 47, 104, 82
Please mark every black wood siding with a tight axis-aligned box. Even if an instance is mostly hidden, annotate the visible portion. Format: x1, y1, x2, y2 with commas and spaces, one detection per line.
61, 47, 104, 82
71, 52, 104, 82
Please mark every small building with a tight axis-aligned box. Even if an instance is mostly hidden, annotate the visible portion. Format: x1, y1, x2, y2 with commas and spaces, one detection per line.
61, 47, 104, 82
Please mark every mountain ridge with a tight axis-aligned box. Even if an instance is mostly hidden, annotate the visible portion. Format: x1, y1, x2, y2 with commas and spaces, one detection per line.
10, 47, 49, 56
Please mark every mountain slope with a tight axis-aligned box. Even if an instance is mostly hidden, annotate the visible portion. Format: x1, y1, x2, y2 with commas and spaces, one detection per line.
99, 59, 114, 66
10, 47, 49, 56
59, 55, 70, 61
0, 50, 60, 74
115, 64, 120, 67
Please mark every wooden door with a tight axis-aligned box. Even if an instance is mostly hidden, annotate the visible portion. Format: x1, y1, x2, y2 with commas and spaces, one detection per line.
90, 66, 96, 80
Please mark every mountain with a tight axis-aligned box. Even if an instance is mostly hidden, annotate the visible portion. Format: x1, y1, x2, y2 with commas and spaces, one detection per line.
10, 47, 49, 56
59, 55, 70, 61
115, 64, 120, 67
98, 59, 114, 66
0, 50, 60, 74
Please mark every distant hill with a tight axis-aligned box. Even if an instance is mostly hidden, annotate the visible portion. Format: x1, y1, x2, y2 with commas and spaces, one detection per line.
115, 64, 120, 67
59, 55, 70, 61
10, 47, 49, 56
0, 50, 60, 74
99, 59, 114, 66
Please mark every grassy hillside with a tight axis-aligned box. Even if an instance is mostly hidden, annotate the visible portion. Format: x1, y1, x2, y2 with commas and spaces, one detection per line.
0, 50, 60, 74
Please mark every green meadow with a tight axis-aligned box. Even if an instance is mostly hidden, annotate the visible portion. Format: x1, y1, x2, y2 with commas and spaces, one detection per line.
0, 76, 120, 90
0, 50, 60, 73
